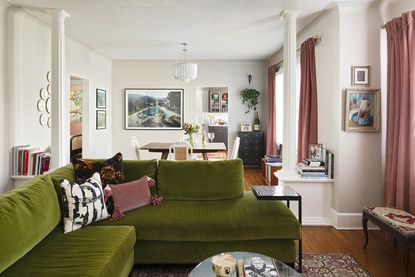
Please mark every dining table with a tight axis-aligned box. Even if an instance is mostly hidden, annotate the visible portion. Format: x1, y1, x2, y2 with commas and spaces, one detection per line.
140, 142, 227, 160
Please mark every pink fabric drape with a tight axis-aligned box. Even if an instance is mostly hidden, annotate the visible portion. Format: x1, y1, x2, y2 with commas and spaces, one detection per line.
266, 65, 278, 156
385, 10, 415, 214
297, 38, 318, 162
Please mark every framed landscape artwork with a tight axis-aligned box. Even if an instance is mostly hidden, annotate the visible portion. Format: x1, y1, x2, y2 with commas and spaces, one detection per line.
351, 66, 370, 86
125, 88, 184, 130
345, 88, 380, 132
96, 110, 106, 130
96, 89, 106, 109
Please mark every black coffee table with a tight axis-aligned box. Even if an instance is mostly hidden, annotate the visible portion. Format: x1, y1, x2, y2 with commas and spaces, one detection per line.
189, 251, 301, 277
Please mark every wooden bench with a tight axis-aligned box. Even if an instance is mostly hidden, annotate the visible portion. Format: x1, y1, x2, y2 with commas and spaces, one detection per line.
362, 207, 415, 277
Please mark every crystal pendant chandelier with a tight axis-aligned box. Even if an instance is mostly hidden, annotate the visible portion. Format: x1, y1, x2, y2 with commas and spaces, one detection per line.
173, 43, 198, 82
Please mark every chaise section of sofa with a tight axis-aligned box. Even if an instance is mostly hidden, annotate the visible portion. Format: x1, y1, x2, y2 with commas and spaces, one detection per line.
0, 174, 136, 277
93, 159, 301, 264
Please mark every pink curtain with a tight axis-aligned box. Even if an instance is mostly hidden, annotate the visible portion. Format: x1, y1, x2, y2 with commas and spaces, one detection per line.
297, 38, 318, 162
385, 10, 415, 214
266, 65, 278, 156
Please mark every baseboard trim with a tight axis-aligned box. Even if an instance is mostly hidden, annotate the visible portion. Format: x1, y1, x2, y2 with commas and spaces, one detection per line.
331, 208, 379, 230
302, 217, 333, 226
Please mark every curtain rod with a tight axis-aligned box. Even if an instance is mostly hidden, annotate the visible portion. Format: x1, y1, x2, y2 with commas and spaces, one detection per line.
275, 35, 321, 69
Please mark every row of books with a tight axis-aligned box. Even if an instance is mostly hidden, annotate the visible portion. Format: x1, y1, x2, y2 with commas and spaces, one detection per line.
297, 150, 334, 179
12, 145, 51, 176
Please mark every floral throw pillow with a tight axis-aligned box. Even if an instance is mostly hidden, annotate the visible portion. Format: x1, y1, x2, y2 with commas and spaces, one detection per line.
72, 158, 102, 185
100, 152, 125, 186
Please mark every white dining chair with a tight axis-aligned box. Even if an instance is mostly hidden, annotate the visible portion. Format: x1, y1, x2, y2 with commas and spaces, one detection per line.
230, 137, 240, 159
131, 136, 141, 159
208, 137, 240, 161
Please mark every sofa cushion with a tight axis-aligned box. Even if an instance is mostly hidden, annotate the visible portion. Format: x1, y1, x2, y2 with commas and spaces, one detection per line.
60, 173, 109, 233
157, 159, 244, 200
94, 192, 300, 242
1, 226, 136, 277
0, 175, 61, 273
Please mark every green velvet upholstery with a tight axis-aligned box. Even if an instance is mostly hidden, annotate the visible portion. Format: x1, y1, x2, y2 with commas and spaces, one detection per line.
0, 175, 61, 273
157, 159, 244, 200
132, 239, 296, 264
94, 192, 300, 241
1, 226, 136, 277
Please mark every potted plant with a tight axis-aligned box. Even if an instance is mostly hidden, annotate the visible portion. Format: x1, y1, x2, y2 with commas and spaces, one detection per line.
240, 88, 261, 113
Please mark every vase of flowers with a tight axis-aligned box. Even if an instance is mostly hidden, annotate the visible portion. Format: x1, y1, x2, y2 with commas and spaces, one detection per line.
183, 123, 200, 146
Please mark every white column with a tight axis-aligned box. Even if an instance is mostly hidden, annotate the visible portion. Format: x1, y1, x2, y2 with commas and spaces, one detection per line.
280, 10, 300, 177
48, 9, 70, 169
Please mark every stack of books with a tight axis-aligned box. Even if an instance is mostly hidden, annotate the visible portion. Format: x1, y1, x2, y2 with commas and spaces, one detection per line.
265, 155, 281, 163
296, 160, 327, 179
12, 145, 51, 176
297, 149, 334, 179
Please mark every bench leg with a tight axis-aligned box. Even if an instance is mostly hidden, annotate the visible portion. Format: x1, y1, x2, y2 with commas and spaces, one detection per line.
362, 214, 369, 248
404, 244, 409, 277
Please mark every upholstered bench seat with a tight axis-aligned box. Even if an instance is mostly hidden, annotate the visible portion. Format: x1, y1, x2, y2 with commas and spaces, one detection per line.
362, 206, 415, 277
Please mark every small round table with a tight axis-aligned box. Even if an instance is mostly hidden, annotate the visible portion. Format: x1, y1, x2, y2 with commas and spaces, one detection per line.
189, 251, 300, 277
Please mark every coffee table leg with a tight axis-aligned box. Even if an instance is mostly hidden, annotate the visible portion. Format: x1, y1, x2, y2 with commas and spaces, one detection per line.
161, 152, 169, 160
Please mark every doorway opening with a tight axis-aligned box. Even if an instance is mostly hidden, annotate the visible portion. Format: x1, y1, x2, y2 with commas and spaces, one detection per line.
69, 76, 87, 160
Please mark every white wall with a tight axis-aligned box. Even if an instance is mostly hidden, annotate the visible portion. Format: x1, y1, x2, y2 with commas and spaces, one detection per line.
0, 5, 112, 193
268, 1, 385, 228
112, 60, 267, 159
0, 2, 12, 192
337, 1, 383, 216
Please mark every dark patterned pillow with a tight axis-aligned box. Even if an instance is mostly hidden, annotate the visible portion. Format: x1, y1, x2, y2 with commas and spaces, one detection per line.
60, 173, 108, 233
100, 152, 125, 186
72, 153, 125, 187
72, 158, 102, 184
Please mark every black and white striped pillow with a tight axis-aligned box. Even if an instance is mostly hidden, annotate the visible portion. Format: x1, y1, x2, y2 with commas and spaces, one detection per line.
60, 173, 108, 233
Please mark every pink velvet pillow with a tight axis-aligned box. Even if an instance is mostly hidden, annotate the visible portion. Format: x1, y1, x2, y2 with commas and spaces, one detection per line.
110, 176, 154, 215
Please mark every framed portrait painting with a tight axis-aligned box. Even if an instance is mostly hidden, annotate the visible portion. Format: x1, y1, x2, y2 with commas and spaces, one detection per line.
351, 66, 370, 87
96, 110, 106, 130
345, 88, 380, 132
124, 88, 184, 130
96, 89, 106, 109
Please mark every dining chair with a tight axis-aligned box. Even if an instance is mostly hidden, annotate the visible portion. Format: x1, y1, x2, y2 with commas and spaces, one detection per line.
208, 137, 240, 161
168, 142, 194, 160
131, 136, 140, 159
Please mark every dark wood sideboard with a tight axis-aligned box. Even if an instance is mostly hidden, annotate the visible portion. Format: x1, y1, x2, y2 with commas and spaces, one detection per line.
238, 131, 265, 168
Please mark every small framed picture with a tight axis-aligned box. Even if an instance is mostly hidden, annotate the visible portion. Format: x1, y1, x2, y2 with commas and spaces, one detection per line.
240, 123, 252, 132
351, 66, 370, 86
96, 89, 106, 109
96, 110, 106, 130
309, 143, 323, 161
345, 88, 380, 132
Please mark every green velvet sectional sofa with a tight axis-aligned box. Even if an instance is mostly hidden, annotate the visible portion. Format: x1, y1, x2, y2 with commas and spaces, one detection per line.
0, 159, 301, 276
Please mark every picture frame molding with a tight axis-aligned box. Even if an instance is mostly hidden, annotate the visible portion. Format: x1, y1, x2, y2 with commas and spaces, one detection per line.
351, 65, 370, 87
124, 88, 184, 130
96, 88, 107, 109
344, 88, 381, 132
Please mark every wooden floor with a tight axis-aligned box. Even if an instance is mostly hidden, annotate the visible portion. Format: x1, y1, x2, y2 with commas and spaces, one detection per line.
244, 168, 415, 277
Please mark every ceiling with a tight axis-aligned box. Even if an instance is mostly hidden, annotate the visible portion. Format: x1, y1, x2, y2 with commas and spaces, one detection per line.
12, 0, 332, 60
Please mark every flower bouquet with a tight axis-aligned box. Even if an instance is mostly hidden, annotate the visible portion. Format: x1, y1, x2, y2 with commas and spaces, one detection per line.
183, 123, 200, 145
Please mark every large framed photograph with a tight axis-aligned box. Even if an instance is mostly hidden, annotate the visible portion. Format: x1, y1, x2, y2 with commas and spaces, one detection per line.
125, 88, 184, 130
345, 88, 380, 132
351, 66, 370, 87
96, 110, 106, 130
96, 89, 106, 109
